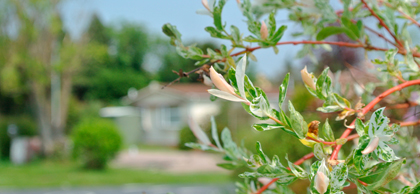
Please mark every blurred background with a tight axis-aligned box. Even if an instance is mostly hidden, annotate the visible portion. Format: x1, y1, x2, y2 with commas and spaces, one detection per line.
0, 0, 381, 193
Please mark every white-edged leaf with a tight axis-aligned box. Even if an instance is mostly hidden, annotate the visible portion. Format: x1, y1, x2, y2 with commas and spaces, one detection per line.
210, 116, 223, 150
236, 55, 247, 99
250, 95, 270, 117
330, 163, 348, 189
208, 89, 246, 102
188, 116, 211, 145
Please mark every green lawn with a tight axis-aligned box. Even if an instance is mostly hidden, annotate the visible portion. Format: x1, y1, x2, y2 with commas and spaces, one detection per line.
0, 160, 231, 188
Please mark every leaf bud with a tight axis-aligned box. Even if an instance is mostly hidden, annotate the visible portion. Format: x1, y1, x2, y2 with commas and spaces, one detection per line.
201, 0, 211, 12
361, 136, 379, 155
209, 66, 236, 95
314, 171, 329, 194
260, 21, 268, 40
300, 66, 316, 90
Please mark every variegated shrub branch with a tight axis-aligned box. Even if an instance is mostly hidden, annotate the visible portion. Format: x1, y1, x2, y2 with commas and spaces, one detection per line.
163, 0, 420, 193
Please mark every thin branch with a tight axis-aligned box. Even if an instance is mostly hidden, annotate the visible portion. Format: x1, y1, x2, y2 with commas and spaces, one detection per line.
268, 115, 286, 126
399, 119, 420, 127
361, 0, 404, 48
331, 79, 420, 160
386, 101, 418, 110
357, 179, 369, 186
364, 25, 398, 47
206, 40, 420, 60
292, 152, 315, 166
398, 9, 420, 28
255, 178, 279, 194
398, 175, 414, 187
306, 136, 337, 145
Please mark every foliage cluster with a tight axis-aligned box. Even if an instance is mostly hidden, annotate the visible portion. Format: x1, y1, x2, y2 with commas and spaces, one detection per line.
164, 0, 420, 193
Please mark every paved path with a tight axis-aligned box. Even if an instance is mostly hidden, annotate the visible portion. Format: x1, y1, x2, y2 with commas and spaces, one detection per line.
111, 150, 227, 173
0, 184, 234, 194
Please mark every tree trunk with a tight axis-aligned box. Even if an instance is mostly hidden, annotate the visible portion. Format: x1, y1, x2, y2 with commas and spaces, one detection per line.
31, 81, 53, 155
58, 72, 72, 137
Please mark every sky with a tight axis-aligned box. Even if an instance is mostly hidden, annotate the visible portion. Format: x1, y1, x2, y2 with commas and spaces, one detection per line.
60, 0, 305, 79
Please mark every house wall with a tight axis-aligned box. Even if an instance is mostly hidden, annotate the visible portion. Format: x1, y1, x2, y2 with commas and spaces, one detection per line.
113, 115, 142, 146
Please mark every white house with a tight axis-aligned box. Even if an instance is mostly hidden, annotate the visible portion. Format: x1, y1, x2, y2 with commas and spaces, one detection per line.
100, 82, 221, 146
100, 81, 280, 147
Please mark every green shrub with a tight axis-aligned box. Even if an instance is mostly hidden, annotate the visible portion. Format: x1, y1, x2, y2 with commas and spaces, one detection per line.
178, 126, 197, 150
71, 118, 122, 169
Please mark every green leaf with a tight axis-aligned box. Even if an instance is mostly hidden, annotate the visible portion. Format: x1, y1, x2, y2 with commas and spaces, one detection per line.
315, 68, 331, 100
187, 46, 204, 60
217, 163, 237, 170
272, 46, 279, 54
286, 155, 308, 179
239, 172, 297, 185
230, 25, 241, 45
255, 141, 269, 164
321, 118, 335, 142
278, 73, 290, 107
213, 7, 223, 31
205, 27, 230, 39
360, 159, 406, 190
250, 94, 271, 119
288, 101, 308, 139
236, 56, 247, 99
341, 16, 360, 39
314, 0, 337, 22
270, 25, 287, 43
211, 116, 223, 150
268, 11, 276, 36
185, 142, 219, 151
162, 23, 181, 39
314, 143, 327, 160
243, 35, 260, 42
221, 127, 240, 160
330, 163, 348, 189
252, 123, 284, 131
317, 105, 342, 113
316, 26, 348, 41
333, 93, 351, 108
355, 118, 366, 136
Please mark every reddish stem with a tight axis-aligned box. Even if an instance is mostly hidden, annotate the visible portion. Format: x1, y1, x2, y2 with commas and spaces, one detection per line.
347, 134, 360, 141
358, 179, 369, 186
331, 79, 420, 160
397, 9, 420, 28
400, 119, 420, 127
386, 101, 418, 110
364, 25, 397, 47
292, 153, 315, 167
255, 178, 279, 194
361, 0, 404, 48
306, 136, 336, 145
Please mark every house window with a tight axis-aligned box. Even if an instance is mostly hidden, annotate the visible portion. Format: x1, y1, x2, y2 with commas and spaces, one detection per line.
160, 106, 181, 129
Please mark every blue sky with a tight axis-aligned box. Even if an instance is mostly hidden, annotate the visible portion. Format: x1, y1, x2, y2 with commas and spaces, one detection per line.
60, 0, 312, 79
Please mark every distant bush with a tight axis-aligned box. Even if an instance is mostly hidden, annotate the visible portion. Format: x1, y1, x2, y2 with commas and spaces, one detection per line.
0, 115, 37, 159
178, 126, 197, 150
71, 118, 122, 169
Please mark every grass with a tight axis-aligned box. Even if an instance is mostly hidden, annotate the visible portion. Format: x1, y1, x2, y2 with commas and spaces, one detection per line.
0, 160, 231, 188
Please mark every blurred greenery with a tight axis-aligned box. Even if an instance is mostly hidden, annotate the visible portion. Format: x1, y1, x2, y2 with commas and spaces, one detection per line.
178, 126, 197, 150
0, 0, 218, 157
0, 160, 230, 188
71, 118, 122, 169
